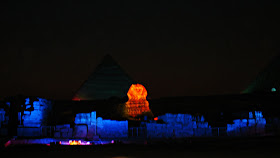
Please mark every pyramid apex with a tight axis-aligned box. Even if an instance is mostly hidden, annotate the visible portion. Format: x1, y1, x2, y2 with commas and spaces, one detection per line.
103, 54, 113, 60
101, 54, 118, 66
72, 54, 135, 100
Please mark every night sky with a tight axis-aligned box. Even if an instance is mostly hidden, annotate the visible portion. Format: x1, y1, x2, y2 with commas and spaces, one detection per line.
0, 1, 279, 100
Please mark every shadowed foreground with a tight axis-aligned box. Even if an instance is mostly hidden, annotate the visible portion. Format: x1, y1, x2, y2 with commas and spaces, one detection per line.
1, 136, 280, 158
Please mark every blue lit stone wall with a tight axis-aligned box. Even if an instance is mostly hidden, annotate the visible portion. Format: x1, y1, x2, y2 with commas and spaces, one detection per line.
96, 117, 128, 138
17, 127, 42, 137
74, 112, 96, 125
0, 108, 8, 136
227, 111, 266, 136
22, 98, 52, 127
54, 124, 73, 138
73, 125, 88, 138
158, 113, 193, 125
16, 98, 52, 137
147, 113, 211, 138
74, 112, 96, 138
146, 123, 194, 138
0, 108, 5, 128
74, 111, 128, 139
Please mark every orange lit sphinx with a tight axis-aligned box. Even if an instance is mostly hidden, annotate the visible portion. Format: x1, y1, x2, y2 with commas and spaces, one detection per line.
125, 84, 151, 117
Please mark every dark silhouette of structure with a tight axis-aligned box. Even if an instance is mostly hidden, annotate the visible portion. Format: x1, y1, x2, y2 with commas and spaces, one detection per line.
243, 55, 280, 94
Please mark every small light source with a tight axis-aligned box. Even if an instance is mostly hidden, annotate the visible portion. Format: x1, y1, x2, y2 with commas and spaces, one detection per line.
154, 117, 158, 121
271, 88, 276, 92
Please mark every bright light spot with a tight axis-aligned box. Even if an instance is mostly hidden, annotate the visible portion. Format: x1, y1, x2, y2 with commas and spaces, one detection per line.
4, 140, 11, 147
111, 140, 114, 144
154, 117, 158, 121
271, 88, 276, 92
72, 97, 81, 101
69, 140, 81, 145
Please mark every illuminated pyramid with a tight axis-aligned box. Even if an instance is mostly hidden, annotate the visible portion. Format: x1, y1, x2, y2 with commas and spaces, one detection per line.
73, 54, 135, 100
243, 55, 280, 93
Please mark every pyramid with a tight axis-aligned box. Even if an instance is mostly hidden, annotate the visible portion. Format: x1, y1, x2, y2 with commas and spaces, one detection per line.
243, 55, 280, 93
73, 54, 136, 100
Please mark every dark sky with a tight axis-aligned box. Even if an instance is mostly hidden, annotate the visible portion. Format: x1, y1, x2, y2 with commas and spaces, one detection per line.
0, 1, 279, 100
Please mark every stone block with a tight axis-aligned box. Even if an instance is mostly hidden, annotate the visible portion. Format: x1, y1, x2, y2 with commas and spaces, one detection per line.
68, 131, 73, 138
61, 132, 68, 138
87, 125, 96, 139
17, 127, 42, 137
68, 128, 73, 133
91, 112, 96, 119
80, 118, 86, 123
24, 111, 31, 115
54, 132, 60, 138
61, 128, 69, 133
24, 124, 41, 127
74, 125, 87, 138
248, 119, 256, 126
75, 119, 81, 124
56, 124, 70, 130
197, 122, 208, 128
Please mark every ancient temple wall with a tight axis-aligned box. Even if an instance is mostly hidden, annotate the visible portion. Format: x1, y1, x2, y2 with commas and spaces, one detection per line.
74, 112, 96, 125
147, 113, 211, 138
22, 98, 52, 127
97, 117, 128, 138
227, 111, 266, 136
17, 98, 52, 137
0, 108, 8, 136
73, 111, 128, 139
0, 108, 5, 128
53, 124, 73, 138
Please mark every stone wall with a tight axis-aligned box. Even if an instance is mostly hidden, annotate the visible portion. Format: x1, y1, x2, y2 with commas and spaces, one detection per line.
0, 108, 8, 136
17, 127, 42, 137
147, 113, 211, 138
0, 108, 5, 128
146, 123, 193, 138
146, 123, 211, 138
74, 112, 96, 125
73, 125, 88, 138
158, 113, 193, 125
193, 128, 212, 136
227, 111, 266, 136
74, 112, 96, 139
97, 117, 128, 138
73, 111, 128, 139
54, 124, 73, 138
158, 113, 207, 125
22, 98, 52, 127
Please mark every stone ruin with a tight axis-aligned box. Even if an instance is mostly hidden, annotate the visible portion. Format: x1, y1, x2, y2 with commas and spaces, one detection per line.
0, 108, 6, 128
227, 111, 266, 136
146, 113, 212, 138
20, 98, 52, 127
53, 111, 128, 139
17, 97, 52, 137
